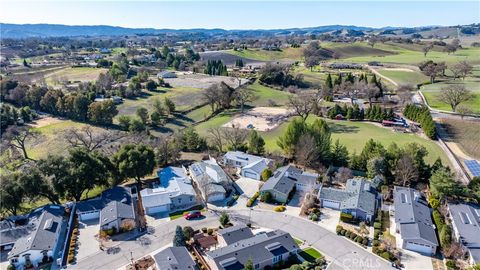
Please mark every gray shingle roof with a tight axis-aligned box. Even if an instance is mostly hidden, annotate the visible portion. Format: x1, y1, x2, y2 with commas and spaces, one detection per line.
318, 178, 377, 215
8, 205, 65, 258
190, 160, 230, 185
448, 202, 480, 263
153, 246, 196, 270
206, 230, 298, 269
76, 186, 132, 213
224, 151, 264, 165
393, 186, 438, 246
100, 201, 135, 227
261, 165, 318, 195
217, 225, 254, 245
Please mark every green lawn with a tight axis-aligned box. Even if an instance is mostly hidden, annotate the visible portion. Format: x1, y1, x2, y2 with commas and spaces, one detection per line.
298, 247, 323, 262
294, 238, 304, 245
245, 82, 292, 106
376, 69, 429, 86
421, 76, 480, 114
195, 110, 238, 136
226, 47, 304, 61
260, 117, 450, 165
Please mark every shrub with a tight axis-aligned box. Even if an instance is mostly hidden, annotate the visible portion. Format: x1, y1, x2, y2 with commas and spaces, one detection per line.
340, 212, 354, 223
207, 228, 213, 235
380, 251, 395, 262
201, 227, 207, 233
340, 229, 346, 236
362, 238, 369, 246
349, 232, 357, 240
372, 239, 380, 246
247, 192, 260, 207
336, 225, 344, 234
260, 191, 272, 203
374, 229, 381, 239
345, 231, 351, 237
355, 236, 362, 242
440, 225, 452, 248
310, 213, 319, 221
219, 212, 230, 226
261, 168, 273, 181
274, 206, 286, 212
446, 260, 457, 270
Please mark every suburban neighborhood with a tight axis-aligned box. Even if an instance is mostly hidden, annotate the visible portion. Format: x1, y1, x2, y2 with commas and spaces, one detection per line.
1, 1, 480, 270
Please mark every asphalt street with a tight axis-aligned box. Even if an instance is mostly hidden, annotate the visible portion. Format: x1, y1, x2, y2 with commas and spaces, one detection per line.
70, 209, 393, 270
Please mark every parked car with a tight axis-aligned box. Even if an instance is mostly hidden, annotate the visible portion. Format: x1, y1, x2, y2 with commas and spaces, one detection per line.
184, 211, 202, 220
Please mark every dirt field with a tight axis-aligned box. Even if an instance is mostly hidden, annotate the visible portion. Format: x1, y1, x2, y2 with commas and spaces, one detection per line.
29, 116, 65, 128
164, 73, 249, 89
222, 107, 291, 131
440, 118, 480, 160
200, 51, 264, 66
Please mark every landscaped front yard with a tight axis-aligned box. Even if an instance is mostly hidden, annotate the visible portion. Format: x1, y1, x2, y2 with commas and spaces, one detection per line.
298, 247, 323, 262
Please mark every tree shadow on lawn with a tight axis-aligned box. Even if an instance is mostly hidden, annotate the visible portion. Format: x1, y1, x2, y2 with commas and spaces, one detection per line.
328, 122, 360, 134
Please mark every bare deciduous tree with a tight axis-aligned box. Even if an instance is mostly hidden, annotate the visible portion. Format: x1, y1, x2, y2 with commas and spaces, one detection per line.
438, 84, 472, 112
3, 126, 41, 160
422, 44, 433, 57
358, 81, 380, 107
63, 126, 125, 152
394, 154, 419, 187
294, 134, 319, 168
221, 126, 248, 151
396, 84, 415, 106
234, 87, 255, 114
287, 91, 319, 120
334, 167, 353, 184
207, 127, 224, 152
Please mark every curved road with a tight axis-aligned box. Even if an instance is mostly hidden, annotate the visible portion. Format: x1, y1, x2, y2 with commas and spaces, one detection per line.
70, 209, 392, 270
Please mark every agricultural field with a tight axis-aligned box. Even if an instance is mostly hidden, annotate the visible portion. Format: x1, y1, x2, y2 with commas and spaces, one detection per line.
376, 68, 429, 86
440, 118, 480, 160
421, 76, 480, 113
226, 47, 304, 61
44, 67, 107, 86
322, 42, 396, 58
245, 82, 292, 106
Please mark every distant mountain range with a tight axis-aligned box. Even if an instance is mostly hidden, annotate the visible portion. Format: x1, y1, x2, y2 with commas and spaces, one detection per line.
0, 23, 380, 38
0, 23, 468, 38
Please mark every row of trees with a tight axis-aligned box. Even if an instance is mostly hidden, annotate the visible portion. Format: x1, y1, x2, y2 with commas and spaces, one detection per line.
204, 60, 228, 76
327, 103, 394, 122
419, 60, 473, 84
403, 104, 436, 139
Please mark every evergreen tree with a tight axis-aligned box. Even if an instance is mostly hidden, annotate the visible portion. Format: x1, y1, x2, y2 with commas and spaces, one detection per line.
325, 73, 333, 89
346, 106, 353, 120
331, 139, 349, 167
248, 130, 265, 155
173, 226, 186, 246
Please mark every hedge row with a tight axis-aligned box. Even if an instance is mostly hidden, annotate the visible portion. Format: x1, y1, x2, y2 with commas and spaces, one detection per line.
246, 192, 260, 207
336, 225, 369, 246
403, 104, 436, 139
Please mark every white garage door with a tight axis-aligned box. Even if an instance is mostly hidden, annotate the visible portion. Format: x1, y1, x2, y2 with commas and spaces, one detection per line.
244, 171, 258, 180
405, 242, 432, 254
146, 205, 169, 215
322, 200, 340, 209
79, 211, 100, 221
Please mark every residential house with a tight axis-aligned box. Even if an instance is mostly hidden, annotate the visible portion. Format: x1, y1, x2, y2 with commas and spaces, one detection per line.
216, 225, 254, 247
76, 186, 134, 222
141, 166, 198, 215
189, 158, 232, 202
223, 151, 273, 180
205, 229, 299, 270
100, 201, 136, 232
8, 205, 66, 268
153, 246, 196, 270
447, 203, 480, 265
0, 220, 31, 252
260, 165, 319, 203
392, 187, 438, 255
157, 70, 177, 79
318, 178, 379, 223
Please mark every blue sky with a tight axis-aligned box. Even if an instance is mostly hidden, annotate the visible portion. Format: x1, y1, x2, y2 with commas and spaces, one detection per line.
1, 1, 478, 29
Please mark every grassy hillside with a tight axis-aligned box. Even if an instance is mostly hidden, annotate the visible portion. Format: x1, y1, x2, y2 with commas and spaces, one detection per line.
376, 69, 429, 86
226, 47, 304, 61
44, 67, 107, 86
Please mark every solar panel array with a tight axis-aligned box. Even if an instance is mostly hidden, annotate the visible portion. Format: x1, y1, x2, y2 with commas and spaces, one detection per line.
464, 160, 480, 177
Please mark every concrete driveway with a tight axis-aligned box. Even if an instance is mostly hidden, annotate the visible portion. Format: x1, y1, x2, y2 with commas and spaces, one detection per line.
235, 177, 260, 198
401, 250, 433, 270
76, 219, 101, 261
318, 208, 341, 233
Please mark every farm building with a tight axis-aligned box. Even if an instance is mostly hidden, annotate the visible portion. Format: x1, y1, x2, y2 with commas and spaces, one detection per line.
317, 178, 379, 223
392, 187, 438, 255
140, 167, 198, 215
